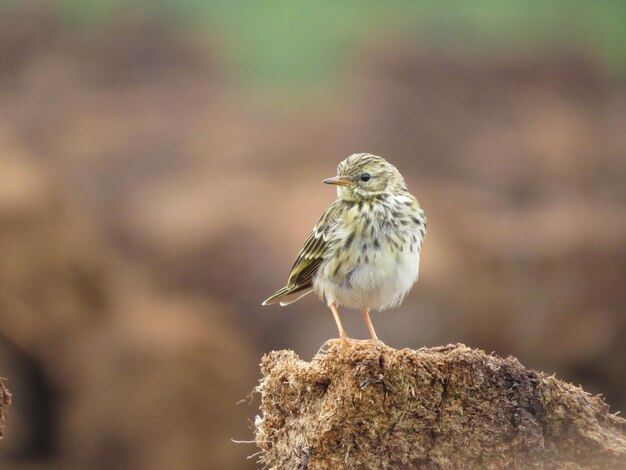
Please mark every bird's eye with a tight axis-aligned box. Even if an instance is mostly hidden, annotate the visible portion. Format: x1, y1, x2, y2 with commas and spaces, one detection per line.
360, 173, 371, 182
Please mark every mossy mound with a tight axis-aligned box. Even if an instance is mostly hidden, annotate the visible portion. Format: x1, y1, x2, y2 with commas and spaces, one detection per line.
0, 379, 10, 439
255, 343, 625, 469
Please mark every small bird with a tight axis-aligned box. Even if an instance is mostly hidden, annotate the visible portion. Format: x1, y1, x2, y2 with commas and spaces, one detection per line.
263, 153, 426, 344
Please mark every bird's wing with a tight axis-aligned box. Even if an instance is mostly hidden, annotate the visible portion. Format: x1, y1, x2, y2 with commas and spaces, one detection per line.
286, 201, 339, 289
262, 201, 340, 306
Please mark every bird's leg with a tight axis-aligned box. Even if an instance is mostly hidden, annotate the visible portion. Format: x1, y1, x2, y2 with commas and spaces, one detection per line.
360, 308, 379, 341
329, 302, 350, 344
317, 303, 350, 353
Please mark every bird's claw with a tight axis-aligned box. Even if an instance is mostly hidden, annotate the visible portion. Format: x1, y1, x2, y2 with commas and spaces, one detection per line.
317, 337, 384, 354
317, 336, 351, 354
359, 338, 385, 345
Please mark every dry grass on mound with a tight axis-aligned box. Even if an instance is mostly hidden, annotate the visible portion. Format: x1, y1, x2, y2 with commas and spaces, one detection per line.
0, 379, 10, 440
255, 343, 625, 469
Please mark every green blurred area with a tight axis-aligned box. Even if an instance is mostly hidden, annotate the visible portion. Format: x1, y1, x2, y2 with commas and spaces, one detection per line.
3, 0, 625, 88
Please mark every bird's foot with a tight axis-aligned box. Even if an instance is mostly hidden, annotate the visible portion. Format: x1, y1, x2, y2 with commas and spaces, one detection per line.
317, 337, 384, 354
351, 338, 385, 347
317, 336, 352, 354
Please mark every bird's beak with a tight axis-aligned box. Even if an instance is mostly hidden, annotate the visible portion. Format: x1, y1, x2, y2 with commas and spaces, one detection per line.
322, 176, 355, 186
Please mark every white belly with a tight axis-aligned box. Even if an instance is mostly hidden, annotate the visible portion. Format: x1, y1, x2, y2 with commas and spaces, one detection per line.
317, 240, 421, 311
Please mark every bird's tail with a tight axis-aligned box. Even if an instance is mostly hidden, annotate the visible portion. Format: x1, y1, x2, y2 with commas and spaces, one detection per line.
262, 285, 313, 306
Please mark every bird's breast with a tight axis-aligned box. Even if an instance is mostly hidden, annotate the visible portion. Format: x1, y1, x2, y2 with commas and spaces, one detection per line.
316, 196, 426, 310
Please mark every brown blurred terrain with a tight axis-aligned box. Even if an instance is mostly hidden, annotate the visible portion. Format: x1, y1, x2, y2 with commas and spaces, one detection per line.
0, 5, 625, 470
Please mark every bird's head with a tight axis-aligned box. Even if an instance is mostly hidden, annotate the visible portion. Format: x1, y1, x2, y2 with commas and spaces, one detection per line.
323, 153, 406, 201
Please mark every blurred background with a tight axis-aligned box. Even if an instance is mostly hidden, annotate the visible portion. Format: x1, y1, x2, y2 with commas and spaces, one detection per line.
0, 1, 624, 469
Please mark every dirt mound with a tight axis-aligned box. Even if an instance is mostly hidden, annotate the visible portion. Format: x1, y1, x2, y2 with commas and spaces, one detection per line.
0, 379, 9, 440
256, 342, 626, 469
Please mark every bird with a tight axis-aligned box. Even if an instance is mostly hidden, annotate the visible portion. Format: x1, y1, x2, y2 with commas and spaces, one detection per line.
262, 153, 426, 344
